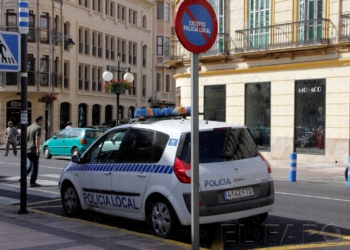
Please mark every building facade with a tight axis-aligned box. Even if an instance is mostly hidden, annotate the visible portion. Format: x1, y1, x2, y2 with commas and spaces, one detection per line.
166, 0, 350, 164
0, 0, 153, 140
151, 0, 176, 108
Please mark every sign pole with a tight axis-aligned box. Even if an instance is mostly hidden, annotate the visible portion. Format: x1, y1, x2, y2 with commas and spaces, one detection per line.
174, 0, 217, 247
18, 0, 29, 214
191, 53, 199, 250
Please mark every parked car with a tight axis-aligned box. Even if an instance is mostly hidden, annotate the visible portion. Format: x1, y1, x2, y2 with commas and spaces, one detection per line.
58, 107, 274, 238
42, 128, 104, 159
85, 125, 111, 133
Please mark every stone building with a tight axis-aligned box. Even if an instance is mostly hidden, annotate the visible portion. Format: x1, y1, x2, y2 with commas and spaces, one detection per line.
166, 0, 350, 164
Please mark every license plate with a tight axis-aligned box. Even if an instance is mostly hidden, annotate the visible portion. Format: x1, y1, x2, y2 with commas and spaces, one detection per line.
223, 187, 254, 200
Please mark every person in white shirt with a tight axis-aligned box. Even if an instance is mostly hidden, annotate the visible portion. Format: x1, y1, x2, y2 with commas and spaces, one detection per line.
65, 121, 72, 129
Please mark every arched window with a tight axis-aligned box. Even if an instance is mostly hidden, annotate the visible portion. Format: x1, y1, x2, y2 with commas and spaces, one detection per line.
78, 103, 87, 127
105, 105, 113, 122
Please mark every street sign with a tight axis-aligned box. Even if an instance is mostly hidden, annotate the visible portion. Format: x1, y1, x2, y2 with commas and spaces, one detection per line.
174, 0, 218, 54
0, 31, 21, 72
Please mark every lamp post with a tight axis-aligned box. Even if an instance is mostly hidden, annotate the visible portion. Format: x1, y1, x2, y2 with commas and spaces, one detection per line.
102, 57, 134, 126
47, 32, 75, 138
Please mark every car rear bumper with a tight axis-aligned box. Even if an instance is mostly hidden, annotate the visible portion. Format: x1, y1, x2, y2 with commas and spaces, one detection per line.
183, 193, 274, 217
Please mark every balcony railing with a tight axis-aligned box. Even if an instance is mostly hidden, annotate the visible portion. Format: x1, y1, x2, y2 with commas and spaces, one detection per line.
164, 40, 184, 62
79, 43, 83, 53
235, 18, 332, 52
201, 33, 234, 56
92, 81, 96, 91
340, 14, 350, 41
98, 47, 102, 57
92, 46, 96, 56
84, 80, 89, 90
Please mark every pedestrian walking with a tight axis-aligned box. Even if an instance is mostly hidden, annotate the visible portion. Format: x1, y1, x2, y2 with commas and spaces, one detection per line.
4, 121, 19, 156
26, 115, 44, 187
65, 121, 72, 129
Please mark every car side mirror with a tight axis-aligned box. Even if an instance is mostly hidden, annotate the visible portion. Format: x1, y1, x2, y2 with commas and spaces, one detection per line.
71, 154, 81, 164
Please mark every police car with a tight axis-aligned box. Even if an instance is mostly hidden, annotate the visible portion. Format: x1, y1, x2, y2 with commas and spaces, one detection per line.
58, 107, 274, 238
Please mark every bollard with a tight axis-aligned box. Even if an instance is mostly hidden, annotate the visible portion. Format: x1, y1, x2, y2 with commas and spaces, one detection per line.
348, 156, 350, 187
289, 153, 297, 182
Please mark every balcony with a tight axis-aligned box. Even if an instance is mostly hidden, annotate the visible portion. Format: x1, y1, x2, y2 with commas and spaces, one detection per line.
340, 14, 350, 42
235, 18, 332, 53
156, 91, 176, 103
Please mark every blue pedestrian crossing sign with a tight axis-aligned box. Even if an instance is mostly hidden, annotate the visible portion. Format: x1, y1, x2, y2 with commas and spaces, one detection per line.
0, 31, 20, 72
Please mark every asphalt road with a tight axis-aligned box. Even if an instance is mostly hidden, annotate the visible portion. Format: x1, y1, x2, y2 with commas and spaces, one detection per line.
1, 154, 350, 249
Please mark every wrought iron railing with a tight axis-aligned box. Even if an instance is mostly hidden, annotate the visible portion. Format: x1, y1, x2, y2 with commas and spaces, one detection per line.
340, 14, 350, 41
235, 18, 332, 52
52, 73, 62, 88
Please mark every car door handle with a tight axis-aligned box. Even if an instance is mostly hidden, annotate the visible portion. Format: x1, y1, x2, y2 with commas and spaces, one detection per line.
103, 172, 111, 175
137, 173, 147, 178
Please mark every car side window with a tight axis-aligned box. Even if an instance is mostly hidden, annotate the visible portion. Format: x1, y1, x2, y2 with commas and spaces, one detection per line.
85, 129, 127, 163
123, 129, 169, 163
56, 130, 69, 139
68, 129, 81, 138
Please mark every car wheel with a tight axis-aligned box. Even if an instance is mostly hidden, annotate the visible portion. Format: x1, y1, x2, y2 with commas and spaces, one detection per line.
345, 167, 348, 182
61, 183, 81, 217
71, 148, 80, 157
146, 199, 177, 238
238, 212, 268, 227
44, 147, 52, 159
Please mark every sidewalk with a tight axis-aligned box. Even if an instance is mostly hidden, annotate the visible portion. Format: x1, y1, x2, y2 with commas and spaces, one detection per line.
270, 159, 347, 183
0, 203, 193, 250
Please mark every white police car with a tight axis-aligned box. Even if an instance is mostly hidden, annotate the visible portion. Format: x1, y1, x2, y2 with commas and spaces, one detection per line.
58, 107, 274, 238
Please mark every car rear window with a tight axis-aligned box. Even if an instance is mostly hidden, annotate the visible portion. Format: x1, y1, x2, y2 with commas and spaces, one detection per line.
85, 130, 103, 139
179, 128, 258, 163
68, 129, 81, 138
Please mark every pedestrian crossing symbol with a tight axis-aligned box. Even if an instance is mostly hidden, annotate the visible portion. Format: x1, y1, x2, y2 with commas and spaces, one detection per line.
0, 31, 20, 72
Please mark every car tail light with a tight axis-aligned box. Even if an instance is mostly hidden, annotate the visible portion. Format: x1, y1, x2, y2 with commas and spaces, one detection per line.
174, 157, 191, 184
259, 152, 272, 173
80, 138, 87, 145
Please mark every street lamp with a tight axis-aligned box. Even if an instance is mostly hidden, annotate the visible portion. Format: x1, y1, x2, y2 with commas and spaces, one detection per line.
102, 57, 134, 126
47, 33, 75, 138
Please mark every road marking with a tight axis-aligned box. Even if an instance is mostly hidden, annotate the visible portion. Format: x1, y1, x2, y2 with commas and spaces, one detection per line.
305, 229, 350, 241
254, 241, 350, 249
276, 192, 350, 202
0, 161, 64, 170
27, 198, 61, 206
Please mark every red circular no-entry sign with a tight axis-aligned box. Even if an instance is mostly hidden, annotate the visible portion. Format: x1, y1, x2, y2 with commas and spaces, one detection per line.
174, 0, 218, 54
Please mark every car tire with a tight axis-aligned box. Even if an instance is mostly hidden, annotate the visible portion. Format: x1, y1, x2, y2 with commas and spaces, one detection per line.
238, 212, 268, 227
146, 199, 177, 238
44, 147, 52, 159
71, 148, 80, 157
345, 167, 348, 182
61, 183, 81, 217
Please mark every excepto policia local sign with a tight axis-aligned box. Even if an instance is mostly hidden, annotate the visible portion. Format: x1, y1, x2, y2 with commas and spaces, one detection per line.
174, 0, 218, 54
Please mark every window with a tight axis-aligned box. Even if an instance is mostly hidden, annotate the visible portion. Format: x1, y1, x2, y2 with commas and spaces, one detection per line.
132, 43, 137, 65
157, 36, 163, 55
118, 5, 126, 21
6, 10, 17, 32
40, 55, 49, 86
165, 3, 170, 22
28, 54, 35, 86
121, 40, 126, 62
64, 62, 69, 88
156, 73, 161, 91
68, 129, 82, 138
28, 12, 36, 42
298, 0, 323, 43
180, 129, 258, 163
157, 2, 164, 20
143, 45, 147, 67
245, 82, 271, 151
204, 85, 226, 122
123, 129, 169, 163
294, 79, 325, 155
142, 75, 146, 97
143, 15, 147, 28
84, 66, 89, 91
40, 15, 49, 43
166, 75, 170, 92
249, 0, 270, 49
110, 2, 114, 17
56, 130, 69, 139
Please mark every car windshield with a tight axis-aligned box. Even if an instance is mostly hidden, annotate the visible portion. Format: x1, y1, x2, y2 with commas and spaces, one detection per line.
85, 130, 103, 139
180, 128, 258, 163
